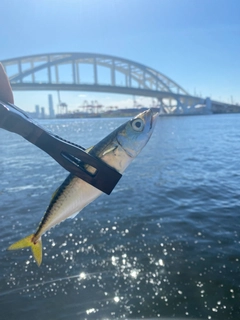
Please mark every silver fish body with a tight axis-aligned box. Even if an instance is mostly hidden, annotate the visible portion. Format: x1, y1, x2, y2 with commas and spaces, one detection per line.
8, 108, 158, 265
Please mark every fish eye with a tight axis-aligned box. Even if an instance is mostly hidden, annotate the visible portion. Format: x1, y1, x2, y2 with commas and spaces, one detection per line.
131, 118, 144, 132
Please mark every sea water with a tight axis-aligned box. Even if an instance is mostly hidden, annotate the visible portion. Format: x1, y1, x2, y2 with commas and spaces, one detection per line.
0, 114, 239, 320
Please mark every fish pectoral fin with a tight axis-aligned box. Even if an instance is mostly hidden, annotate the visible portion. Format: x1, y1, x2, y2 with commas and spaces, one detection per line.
102, 145, 118, 156
85, 146, 94, 153
8, 234, 42, 267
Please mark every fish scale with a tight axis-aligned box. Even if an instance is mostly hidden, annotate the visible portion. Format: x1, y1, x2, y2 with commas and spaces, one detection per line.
8, 109, 159, 266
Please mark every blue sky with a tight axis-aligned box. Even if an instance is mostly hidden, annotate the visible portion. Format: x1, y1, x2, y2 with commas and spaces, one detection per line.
1, 0, 240, 112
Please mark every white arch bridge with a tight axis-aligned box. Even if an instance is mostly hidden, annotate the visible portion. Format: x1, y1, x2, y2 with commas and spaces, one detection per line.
2, 52, 213, 114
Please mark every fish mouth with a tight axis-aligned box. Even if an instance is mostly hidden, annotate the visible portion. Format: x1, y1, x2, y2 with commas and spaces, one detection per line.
149, 108, 159, 129
135, 108, 159, 130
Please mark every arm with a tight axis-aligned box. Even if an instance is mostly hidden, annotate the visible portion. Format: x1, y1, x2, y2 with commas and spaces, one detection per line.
0, 63, 14, 104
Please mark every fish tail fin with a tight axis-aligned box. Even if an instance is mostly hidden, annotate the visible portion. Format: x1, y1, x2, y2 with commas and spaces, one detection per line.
8, 234, 42, 266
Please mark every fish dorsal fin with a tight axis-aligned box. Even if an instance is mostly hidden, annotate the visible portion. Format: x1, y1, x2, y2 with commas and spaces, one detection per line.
51, 187, 59, 200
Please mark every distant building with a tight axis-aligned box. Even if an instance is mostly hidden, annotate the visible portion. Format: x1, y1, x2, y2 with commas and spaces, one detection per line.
41, 107, 45, 119
35, 105, 40, 118
48, 94, 55, 118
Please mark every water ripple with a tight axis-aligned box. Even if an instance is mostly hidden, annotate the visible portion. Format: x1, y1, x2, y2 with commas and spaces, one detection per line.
0, 115, 240, 319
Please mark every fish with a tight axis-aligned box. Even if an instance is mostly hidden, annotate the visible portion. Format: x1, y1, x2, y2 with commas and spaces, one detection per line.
8, 109, 159, 266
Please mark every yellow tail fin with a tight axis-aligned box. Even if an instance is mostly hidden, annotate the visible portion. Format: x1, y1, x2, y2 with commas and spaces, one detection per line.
8, 234, 42, 266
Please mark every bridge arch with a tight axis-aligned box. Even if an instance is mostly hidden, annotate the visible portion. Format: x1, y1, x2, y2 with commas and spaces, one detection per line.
1, 52, 188, 97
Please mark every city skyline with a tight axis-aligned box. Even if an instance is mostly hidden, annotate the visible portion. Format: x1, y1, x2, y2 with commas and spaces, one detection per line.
1, 0, 239, 112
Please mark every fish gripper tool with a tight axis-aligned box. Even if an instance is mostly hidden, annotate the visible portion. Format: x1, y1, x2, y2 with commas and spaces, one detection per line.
0, 100, 122, 194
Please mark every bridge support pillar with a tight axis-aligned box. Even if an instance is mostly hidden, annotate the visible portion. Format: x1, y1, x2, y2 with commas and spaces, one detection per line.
205, 97, 212, 113
176, 98, 186, 114
157, 98, 170, 114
